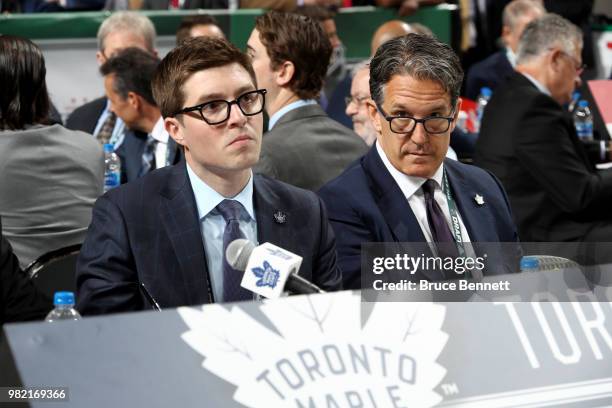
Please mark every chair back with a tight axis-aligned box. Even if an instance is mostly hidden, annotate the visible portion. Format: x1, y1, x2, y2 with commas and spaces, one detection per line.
26, 244, 81, 298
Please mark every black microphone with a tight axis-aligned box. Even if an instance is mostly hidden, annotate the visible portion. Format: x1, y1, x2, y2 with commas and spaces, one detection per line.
226, 239, 325, 295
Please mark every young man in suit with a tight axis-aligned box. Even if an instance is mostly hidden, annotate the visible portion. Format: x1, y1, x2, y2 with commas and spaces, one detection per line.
65, 11, 158, 183
248, 11, 367, 192
475, 14, 612, 242
319, 34, 520, 289
76, 37, 342, 315
465, 0, 545, 101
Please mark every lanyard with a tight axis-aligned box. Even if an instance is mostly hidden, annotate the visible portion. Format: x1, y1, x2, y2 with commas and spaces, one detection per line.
442, 170, 467, 258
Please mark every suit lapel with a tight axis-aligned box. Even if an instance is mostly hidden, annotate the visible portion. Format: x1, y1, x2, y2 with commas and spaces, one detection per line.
444, 159, 491, 242
159, 162, 212, 305
362, 147, 426, 243
253, 176, 293, 247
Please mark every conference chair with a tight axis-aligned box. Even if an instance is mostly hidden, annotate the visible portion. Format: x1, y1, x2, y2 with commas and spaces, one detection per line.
26, 244, 81, 299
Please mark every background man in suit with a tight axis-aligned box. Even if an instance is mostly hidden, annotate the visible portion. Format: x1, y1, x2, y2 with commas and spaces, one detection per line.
319, 34, 519, 289
294, 6, 352, 128
475, 14, 612, 242
101, 48, 181, 179
76, 37, 342, 315
248, 11, 367, 192
346, 62, 378, 147
465, 0, 545, 101
65, 11, 158, 183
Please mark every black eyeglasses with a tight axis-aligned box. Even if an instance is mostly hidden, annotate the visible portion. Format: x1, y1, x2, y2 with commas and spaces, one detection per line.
377, 104, 455, 134
558, 50, 587, 75
172, 89, 267, 125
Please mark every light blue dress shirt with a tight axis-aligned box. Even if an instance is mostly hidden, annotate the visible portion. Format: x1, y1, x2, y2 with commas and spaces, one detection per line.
186, 163, 258, 302
267, 99, 317, 131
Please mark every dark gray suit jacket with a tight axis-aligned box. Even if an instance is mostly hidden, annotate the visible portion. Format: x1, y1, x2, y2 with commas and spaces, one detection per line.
76, 162, 342, 315
255, 104, 368, 191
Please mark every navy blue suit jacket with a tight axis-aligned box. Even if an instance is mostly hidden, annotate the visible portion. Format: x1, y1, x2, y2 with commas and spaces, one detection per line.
76, 162, 342, 315
318, 147, 520, 289
465, 50, 514, 101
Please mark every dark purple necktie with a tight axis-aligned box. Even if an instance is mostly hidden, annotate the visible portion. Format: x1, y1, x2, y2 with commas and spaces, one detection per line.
421, 180, 459, 259
216, 199, 252, 302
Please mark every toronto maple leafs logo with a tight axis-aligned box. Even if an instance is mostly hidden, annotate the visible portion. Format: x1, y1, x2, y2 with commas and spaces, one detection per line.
251, 261, 280, 288
178, 292, 447, 408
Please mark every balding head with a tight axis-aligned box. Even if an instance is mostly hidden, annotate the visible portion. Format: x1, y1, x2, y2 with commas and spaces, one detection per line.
371, 20, 415, 56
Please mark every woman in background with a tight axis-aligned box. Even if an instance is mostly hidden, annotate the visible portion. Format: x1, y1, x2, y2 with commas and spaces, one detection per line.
0, 35, 103, 268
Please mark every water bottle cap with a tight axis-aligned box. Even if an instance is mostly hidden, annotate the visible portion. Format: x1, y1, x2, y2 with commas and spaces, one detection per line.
103, 143, 115, 153
577, 100, 588, 108
53, 291, 75, 306
480, 87, 492, 97
520, 256, 539, 270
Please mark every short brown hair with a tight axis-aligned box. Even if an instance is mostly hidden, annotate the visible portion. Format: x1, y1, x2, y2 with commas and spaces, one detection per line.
254, 11, 331, 100
152, 37, 257, 119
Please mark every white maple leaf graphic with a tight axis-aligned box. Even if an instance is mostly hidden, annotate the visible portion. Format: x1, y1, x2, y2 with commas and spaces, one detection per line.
178, 291, 447, 408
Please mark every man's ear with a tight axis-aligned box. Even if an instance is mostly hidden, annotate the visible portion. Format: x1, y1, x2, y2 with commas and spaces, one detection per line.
96, 51, 106, 67
449, 98, 463, 132
165, 117, 185, 147
367, 100, 383, 134
275, 61, 295, 87
549, 48, 564, 73
127, 92, 141, 111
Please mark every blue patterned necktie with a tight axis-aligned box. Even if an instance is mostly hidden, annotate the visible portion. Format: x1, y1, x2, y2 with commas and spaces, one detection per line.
422, 180, 459, 260
139, 135, 157, 177
216, 199, 252, 302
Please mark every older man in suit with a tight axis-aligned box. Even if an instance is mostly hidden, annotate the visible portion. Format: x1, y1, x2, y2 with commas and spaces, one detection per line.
249, 11, 367, 192
66, 11, 159, 183
475, 14, 612, 242
76, 37, 342, 315
465, 0, 545, 101
319, 34, 519, 289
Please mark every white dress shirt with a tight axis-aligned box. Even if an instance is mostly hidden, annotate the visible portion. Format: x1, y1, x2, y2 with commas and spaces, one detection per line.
150, 116, 170, 169
376, 141, 472, 249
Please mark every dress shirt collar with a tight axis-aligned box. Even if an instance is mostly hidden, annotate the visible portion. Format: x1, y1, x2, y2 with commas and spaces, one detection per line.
186, 162, 255, 222
506, 47, 517, 68
150, 116, 169, 144
375, 140, 444, 199
268, 99, 317, 130
521, 72, 552, 97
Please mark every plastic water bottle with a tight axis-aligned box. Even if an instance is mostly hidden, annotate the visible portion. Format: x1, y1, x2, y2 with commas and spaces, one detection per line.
103, 143, 121, 192
520, 256, 540, 272
45, 292, 81, 322
568, 91, 581, 113
475, 86, 492, 132
573, 100, 593, 141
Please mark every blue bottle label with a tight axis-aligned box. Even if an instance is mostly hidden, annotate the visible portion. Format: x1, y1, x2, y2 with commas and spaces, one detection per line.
104, 171, 120, 190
